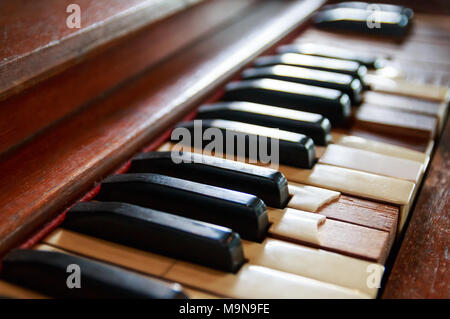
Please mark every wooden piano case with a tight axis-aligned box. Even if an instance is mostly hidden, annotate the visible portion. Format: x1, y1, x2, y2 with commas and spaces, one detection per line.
0, 0, 448, 298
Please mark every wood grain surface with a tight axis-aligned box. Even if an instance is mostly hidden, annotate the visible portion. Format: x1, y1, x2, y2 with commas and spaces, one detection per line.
0, 0, 208, 101
382, 118, 449, 299
318, 195, 398, 233
0, 0, 258, 156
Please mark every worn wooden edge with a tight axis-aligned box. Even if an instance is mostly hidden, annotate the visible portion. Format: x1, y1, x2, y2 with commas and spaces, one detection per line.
0, 0, 326, 257
381, 116, 449, 299
0, 0, 208, 102
318, 195, 398, 233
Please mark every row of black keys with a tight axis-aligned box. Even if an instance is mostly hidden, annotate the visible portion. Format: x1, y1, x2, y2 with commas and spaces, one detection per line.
171, 43, 387, 168
206, 42, 381, 127
1, 152, 292, 298
1, 42, 386, 298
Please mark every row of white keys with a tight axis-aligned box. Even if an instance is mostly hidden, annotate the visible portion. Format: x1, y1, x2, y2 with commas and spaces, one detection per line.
41, 230, 380, 298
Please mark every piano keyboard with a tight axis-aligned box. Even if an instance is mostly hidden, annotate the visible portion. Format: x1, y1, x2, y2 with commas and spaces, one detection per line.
0, 2, 448, 299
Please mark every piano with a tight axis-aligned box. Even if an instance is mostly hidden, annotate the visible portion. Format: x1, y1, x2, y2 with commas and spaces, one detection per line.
0, 0, 448, 299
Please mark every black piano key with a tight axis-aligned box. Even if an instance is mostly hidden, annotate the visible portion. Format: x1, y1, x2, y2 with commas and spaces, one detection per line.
64, 201, 245, 272
223, 79, 351, 124
277, 43, 385, 69
128, 151, 290, 208
0, 249, 187, 299
242, 65, 363, 104
322, 2, 413, 19
313, 8, 411, 37
197, 102, 331, 146
253, 53, 367, 81
95, 173, 269, 241
172, 119, 316, 169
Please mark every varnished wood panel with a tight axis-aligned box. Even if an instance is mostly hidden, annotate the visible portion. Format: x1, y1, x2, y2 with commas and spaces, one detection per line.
0, 0, 259, 156
382, 118, 450, 299
0, 0, 208, 101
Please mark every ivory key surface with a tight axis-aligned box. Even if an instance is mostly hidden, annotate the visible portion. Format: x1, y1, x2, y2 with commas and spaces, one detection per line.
267, 208, 391, 263
363, 91, 447, 131
331, 133, 430, 167
278, 163, 415, 206
287, 183, 340, 212
364, 74, 450, 102
42, 230, 370, 299
165, 262, 371, 299
318, 144, 424, 183
242, 238, 383, 297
